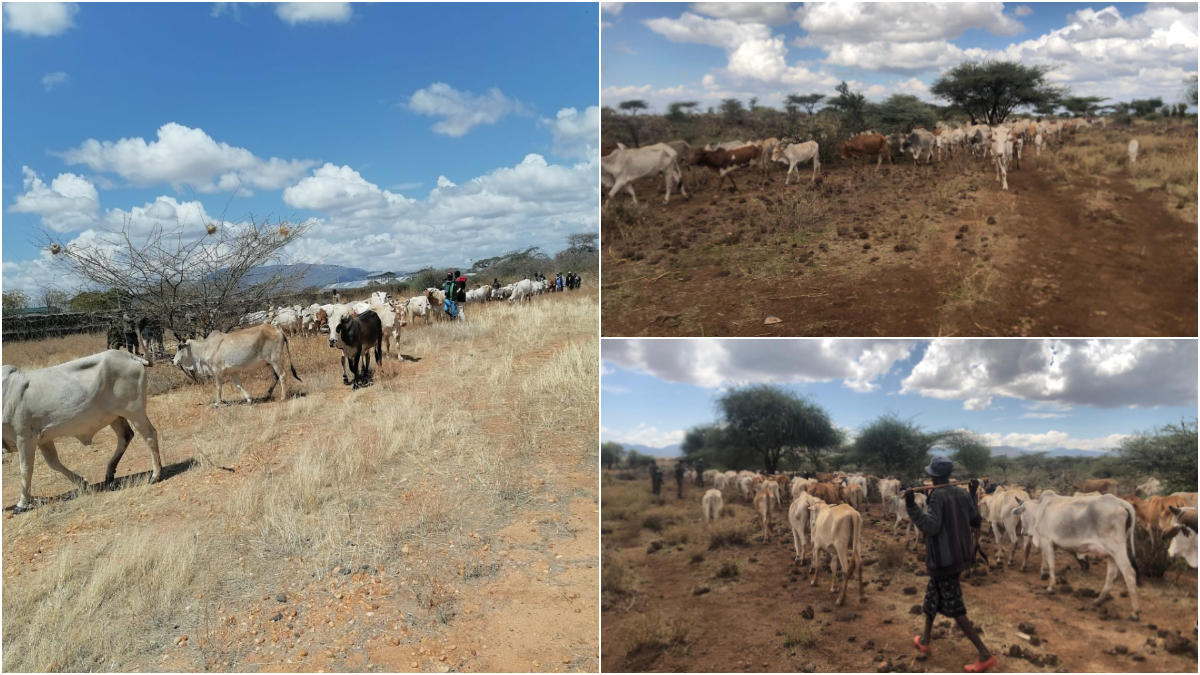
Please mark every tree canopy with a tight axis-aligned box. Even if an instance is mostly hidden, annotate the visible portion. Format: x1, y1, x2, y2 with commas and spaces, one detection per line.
1113, 420, 1198, 494
601, 442, 625, 470
874, 94, 938, 134
827, 81, 868, 132
851, 413, 949, 479
715, 385, 843, 473
2, 290, 30, 313
930, 60, 1062, 124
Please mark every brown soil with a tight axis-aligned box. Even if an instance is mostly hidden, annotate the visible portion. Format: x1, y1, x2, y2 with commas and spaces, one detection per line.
601, 480, 1198, 673
601, 153, 1197, 337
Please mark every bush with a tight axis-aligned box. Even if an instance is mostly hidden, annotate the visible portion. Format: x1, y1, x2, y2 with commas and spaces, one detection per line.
782, 619, 823, 648
714, 559, 741, 578
642, 510, 673, 533
620, 613, 690, 657
709, 521, 751, 549
602, 553, 635, 596
876, 541, 906, 569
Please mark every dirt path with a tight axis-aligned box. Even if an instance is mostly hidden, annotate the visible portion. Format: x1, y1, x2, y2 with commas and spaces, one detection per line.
602, 481, 1198, 673
601, 155, 1196, 337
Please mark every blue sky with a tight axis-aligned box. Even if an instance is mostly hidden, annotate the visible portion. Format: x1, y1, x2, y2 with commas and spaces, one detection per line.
600, 2, 1198, 110
601, 339, 1198, 455
3, 2, 599, 295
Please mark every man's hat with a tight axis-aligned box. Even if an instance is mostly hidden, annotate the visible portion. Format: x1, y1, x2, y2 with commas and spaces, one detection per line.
925, 456, 954, 477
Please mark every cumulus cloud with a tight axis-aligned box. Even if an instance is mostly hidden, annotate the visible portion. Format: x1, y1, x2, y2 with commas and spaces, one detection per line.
275, 2, 351, 26
56, 122, 316, 194
644, 11, 771, 49
901, 339, 1197, 410
277, 153, 597, 275
600, 424, 686, 449
3, 2, 77, 36
8, 167, 99, 232
1014, 5, 1033, 18
690, 2, 794, 26
601, 339, 918, 392
407, 83, 524, 137
977, 430, 1130, 453
601, 2, 624, 16
540, 106, 600, 160
41, 71, 69, 91
794, 2, 1024, 46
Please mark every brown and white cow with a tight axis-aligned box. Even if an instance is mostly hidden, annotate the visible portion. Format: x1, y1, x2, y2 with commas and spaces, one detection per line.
691, 144, 762, 192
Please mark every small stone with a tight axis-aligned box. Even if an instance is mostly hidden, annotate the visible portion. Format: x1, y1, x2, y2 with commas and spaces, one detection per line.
299, 650, 308, 657
1164, 635, 1192, 655
986, 216, 996, 225
1018, 622, 1036, 635
910, 605, 923, 615
693, 586, 711, 596
271, 613, 282, 622
837, 611, 858, 622
1115, 645, 1128, 655
1132, 653, 1145, 662
276, 593, 287, 603
903, 586, 917, 595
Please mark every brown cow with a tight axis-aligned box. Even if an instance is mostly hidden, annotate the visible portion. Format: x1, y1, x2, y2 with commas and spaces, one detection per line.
1125, 494, 1190, 532
839, 133, 893, 171
841, 483, 866, 511
1074, 478, 1119, 495
691, 145, 761, 192
809, 482, 843, 505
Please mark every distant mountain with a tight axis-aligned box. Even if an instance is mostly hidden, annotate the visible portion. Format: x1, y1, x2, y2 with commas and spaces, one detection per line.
991, 445, 1105, 458
242, 264, 372, 289
621, 443, 681, 458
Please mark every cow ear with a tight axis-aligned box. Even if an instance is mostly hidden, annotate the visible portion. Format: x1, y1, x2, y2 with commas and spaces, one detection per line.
1014, 496, 1023, 505
1170, 505, 1182, 517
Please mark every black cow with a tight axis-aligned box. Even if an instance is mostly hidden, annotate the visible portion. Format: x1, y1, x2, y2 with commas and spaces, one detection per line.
137, 317, 165, 358
334, 310, 383, 389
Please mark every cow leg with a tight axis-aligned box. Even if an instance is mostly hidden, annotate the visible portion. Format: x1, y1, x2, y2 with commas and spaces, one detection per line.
105, 418, 134, 483
1008, 532, 1023, 568
810, 549, 821, 587
792, 525, 803, 563
991, 521, 1006, 564
265, 362, 283, 401
1042, 545, 1057, 592
231, 374, 253, 404
15, 434, 38, 511
39, 441, 86, 492
1022, 536, 1033, 572
1114, 552, 1140, 620
341, 354, 351, 385
213, 374, 224, 407
726, 171, 739, 192
830, 547, 841, 596
127, 412, 162, 483
1097, 558, 1119, 608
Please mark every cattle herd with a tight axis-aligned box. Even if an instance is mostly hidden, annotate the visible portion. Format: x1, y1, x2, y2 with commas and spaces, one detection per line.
601, 116, 1122, 207
693, 468, 1197, 622
2, 274, 582, 513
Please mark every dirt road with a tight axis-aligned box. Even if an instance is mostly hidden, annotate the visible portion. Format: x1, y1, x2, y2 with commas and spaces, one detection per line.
601, 478, 1198, 673
601, 149, 1196, 337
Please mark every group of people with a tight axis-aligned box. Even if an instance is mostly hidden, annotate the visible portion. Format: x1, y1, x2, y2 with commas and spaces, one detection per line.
649, 458, 707, 499
529, 271, 583, 292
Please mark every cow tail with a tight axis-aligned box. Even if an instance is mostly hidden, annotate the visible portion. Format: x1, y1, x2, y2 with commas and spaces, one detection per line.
282, 333, 302, 382
1125, 503, 1139, 582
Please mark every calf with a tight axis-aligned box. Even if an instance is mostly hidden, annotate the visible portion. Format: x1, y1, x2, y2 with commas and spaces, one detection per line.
839, 133, 892, 171
334, 310, 383, 389
808, 501, 865, 606
691, 144, 762, 192
174, 324, 302, 406
702, 489, 723, 525
3, 350, 162, 511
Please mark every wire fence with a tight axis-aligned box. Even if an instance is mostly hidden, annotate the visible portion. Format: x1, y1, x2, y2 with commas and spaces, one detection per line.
2, 312, 113, 343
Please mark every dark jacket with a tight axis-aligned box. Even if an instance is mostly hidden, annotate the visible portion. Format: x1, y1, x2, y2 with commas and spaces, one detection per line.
907, 485, 980, 578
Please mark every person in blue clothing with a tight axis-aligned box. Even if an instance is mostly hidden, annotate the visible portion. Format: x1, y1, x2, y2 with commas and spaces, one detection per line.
442, 272, 457, 320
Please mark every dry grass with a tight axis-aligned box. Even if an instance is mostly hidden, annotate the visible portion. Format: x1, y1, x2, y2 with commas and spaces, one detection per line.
876, 540, 906, 569
708, 520, 752, 550
619, 612, 690, 657
781, 618, 823, 648
2, 291, 599, 672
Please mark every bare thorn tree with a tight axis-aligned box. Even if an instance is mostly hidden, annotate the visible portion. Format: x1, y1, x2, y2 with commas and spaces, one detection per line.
40, 213, 314, 340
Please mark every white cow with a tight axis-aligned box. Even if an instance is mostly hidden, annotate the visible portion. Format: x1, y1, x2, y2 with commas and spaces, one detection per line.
1166, 506, 1197, 569
271, 306, 301, 336
807, 501, 865, 606
991, 129, 1013, 190
702, 489, 723, 525
791, 476, 815, 499
902, 128, 936, 164
788, 492, 821, 564
878, 478, 901, 515
370, 291, 389, 306
979, 488, 1030, 567
1127, 139, 1139, 166
1034, 132, 1044, 157
509, 278, 535, 303
1011, 491, 1140, 620
404, 296, 432, 326
3, 350, 163, 511
890, 491, 928, 547
1135, 477, 1163, 497
601, 144, 686, 210
772, 141, 821, 185
465, 286, 492, 303
173, 324, 302, 407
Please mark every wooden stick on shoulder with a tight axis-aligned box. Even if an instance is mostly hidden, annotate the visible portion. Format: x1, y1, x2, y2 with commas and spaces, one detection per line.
907, 479, 975, 493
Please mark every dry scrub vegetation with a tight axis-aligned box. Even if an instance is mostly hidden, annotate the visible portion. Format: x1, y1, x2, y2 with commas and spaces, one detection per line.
3, 291, 599, 672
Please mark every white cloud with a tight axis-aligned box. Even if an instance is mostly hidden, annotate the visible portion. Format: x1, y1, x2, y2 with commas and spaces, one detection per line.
102, 196, 217, 239
57, 122, 316, 194
277, 153, 597, 275
41, 71, 69, 91
690, 2, 794, 26
894, 76, 932, 98
1020, 412, 1071, 420
601, 339, 917, 392
644, 11, 771, 49
3, 2, 77, 36
600, 424, 686, 449
978, 430, 1129, 453
1014, 5, 1033, 18
275, 2, 351, 26
540, 106, 600, 160
901, 339, 1197, 410
8, 167, 99, 232
601, 3, 624, 16
407, 83, 523, 137
794, 2, 1024, 46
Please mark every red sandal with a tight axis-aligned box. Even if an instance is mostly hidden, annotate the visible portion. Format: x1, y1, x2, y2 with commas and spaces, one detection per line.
965, 655, 998, 672
913, 635, 929, 655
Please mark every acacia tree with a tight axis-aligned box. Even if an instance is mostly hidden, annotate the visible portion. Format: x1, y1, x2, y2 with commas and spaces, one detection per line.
852, 413, 950, 479
1114, 420, 1197, 494
930, 60, 1063, 124
874, 94, 937, 134
601, 442, 625, 470
42, 214, 311, 339
716, 385, 842, 473
827, 81, 869, 133
666, 100, 698, 122
618, 99, 648, 147
1060, 95, 1107, 117
941, 431, 993, 478
792, 93, 826, 116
